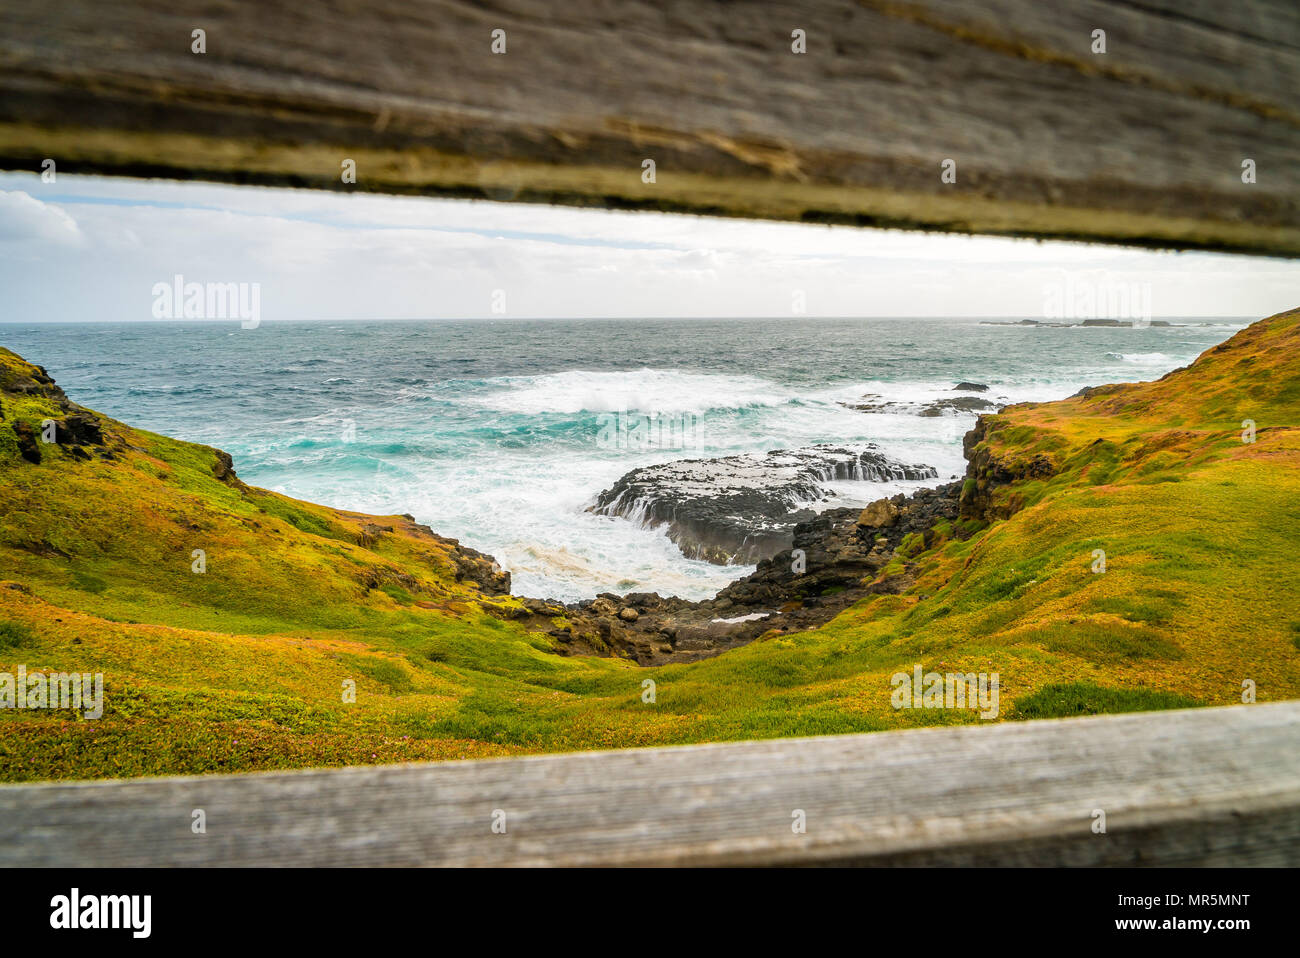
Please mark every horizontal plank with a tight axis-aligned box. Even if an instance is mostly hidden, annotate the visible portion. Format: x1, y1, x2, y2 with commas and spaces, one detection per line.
2, 702, 1298, 866
0, 0, 1297, 255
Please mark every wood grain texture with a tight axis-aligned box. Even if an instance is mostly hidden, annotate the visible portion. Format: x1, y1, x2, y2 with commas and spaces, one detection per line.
0, 0, 1297, 255
3, 702, 1298, 866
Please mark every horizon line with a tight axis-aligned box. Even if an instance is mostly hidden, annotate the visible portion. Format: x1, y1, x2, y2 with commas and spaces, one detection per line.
0, 314, 1259, 326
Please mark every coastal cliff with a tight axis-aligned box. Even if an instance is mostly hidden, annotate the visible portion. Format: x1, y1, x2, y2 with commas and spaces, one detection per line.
2, 307, 1298, 781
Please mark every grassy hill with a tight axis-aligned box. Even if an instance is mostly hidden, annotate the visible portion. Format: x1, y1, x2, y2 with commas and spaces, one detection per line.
2, 308, 1298, 782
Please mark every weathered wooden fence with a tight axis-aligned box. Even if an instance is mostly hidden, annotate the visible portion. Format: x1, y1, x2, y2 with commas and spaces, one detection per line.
1, 0, 1297, 255
3, 702, 1298, 866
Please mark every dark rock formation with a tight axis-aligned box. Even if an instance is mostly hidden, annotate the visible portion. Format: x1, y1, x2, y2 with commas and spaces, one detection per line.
0, 359, 67, 406
953, 382, 989, 392
959, 415, 1057, 520
528, 481, 967, 665
212, 450, 238, 481
512, 409, 1056, 666
1, 357, 122, 465
12, 421, 41, 464
401, 517, 512, 596
55, 413, 104, 447
918, 396, 1000, 416
448, 542, 512, 596
841, 393, 1001, 416
589, 444, 937, 565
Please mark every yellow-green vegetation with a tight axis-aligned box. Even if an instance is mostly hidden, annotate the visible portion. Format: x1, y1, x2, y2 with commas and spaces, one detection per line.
2, 309, 1299, 782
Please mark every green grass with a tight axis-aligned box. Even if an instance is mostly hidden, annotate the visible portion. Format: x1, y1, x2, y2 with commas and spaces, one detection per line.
1012, 682, 1205, 719
1, 310, 1299, 781
0, 620, 35, 650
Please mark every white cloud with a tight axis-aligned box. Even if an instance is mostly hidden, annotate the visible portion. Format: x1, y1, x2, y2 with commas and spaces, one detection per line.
0, 190, 83, 247
0, 172, 1295, 323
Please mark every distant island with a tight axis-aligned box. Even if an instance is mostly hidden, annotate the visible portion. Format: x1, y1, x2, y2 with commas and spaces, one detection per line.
981, 319, 1190, 327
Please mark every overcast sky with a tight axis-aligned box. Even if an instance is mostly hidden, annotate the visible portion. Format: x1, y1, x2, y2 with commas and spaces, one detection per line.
0, 172, 1295, 323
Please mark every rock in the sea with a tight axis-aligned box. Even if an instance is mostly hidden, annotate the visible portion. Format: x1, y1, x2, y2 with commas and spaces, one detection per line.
917, 396, 1000, 416
589, 444, 937, 565
952, 382, 989, 393
842, 393, 1000, 417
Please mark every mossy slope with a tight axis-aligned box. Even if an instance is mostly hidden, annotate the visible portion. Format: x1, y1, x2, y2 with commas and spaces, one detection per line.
2, 309, 1298, 781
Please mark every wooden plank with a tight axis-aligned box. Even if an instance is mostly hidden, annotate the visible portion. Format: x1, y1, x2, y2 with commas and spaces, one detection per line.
0, 0, 1297, 255
2, 701, 1298, 866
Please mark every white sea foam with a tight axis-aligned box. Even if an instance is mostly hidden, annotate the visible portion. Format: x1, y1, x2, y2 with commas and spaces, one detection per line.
713, 612, 772, 624
1106, 351, 1180, 366
471, 367, 797, 415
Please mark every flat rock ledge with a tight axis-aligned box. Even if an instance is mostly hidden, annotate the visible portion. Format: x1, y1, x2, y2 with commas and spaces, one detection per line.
841, 394, 1004, 417
588, 444, 938, 565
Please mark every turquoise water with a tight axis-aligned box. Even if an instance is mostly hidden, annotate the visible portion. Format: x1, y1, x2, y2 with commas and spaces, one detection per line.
1, 317, 1244, 600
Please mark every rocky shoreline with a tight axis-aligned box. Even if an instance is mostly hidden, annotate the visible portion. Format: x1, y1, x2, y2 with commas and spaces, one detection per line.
505, 481, 967, 664
485, 403, 1066, 665
587, 443, 937, 565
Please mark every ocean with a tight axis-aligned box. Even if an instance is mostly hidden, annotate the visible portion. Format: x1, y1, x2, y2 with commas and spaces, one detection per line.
0, 317, 1245, 601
